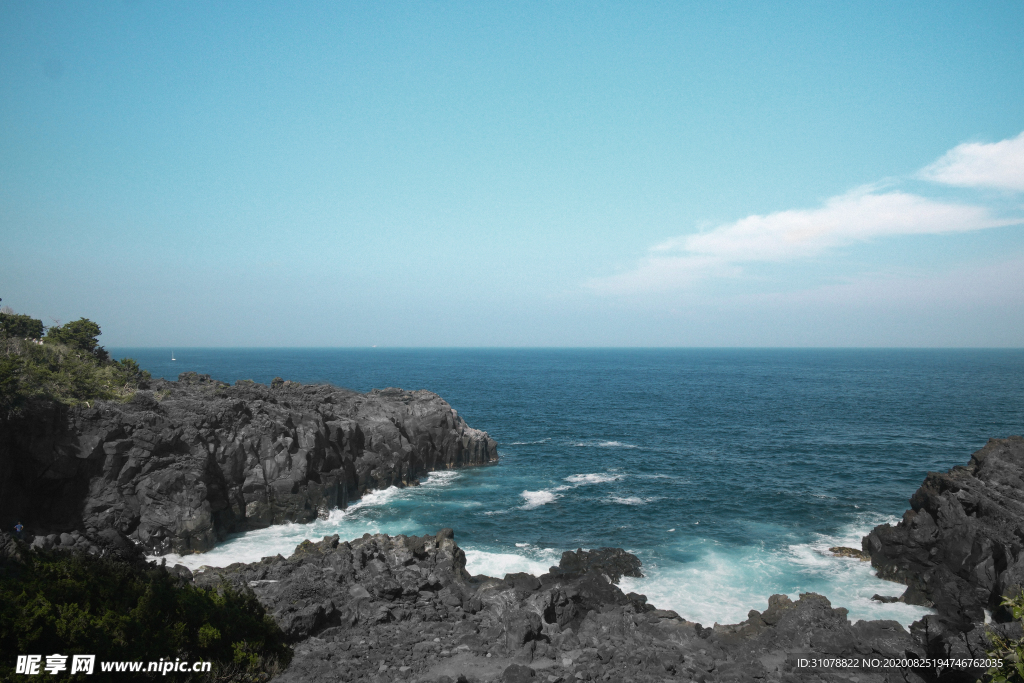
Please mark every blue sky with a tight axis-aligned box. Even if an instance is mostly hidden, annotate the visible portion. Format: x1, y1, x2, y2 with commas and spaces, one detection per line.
2, 1, 1022, 346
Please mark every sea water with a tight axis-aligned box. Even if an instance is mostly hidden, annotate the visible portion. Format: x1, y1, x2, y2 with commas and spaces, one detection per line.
110, 348, 1024, 627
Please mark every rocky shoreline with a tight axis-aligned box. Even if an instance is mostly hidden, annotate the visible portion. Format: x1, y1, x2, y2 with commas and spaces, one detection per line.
2, 373, 1023, 681
0, 372, 497, 556
187, 529, 946, 683
181, 432, 1024, 683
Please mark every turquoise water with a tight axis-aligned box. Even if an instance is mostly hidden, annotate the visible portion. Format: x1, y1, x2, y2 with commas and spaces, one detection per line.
112, 348, 1024, 627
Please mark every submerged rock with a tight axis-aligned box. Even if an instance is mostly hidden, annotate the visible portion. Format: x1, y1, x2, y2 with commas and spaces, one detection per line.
829, 545, 870, 561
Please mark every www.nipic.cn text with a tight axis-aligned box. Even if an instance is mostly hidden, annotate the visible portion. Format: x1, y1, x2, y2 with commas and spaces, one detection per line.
15, 655, 212, 675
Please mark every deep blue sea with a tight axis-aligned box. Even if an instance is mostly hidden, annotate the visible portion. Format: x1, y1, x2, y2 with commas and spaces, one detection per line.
110, 348, 1024, 627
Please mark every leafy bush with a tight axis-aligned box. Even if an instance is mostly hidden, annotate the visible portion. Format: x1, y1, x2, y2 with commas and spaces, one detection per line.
44, 318, 109, 361
0, 549, 291, 681
985, 592, 1024, 682
0, 313, 44, 340
0, 317, 149, 416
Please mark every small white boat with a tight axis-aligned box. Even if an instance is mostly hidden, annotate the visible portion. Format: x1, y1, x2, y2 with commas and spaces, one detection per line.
171, 351, 176, 361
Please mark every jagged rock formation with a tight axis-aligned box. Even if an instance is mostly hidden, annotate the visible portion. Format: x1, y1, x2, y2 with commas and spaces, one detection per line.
864, 436, 1024, 626
193, 531, 936, 683
0, 373, 497, 555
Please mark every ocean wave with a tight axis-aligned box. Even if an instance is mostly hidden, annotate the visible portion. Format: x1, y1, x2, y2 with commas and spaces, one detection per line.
520, 490, 561, 509
419, 470, 460, 488
781, 514, 932, 624
565, 472, 623, 485
506, 438, 552, 445
154, 484, 431, 570
463, 545, 561, 578
620, 536, 933, 628
570, 440, 641, 449
515, 472, 624, 512
606, 495, 660, 506
317, 485, 405, 522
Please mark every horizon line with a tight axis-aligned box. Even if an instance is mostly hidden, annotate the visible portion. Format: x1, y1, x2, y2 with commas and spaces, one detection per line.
104, 345, 1024, 351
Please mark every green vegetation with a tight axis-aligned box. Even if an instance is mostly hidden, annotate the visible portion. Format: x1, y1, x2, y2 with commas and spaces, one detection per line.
0, 306, 293, 680
43, 318, 110, 361
0, 313, 44, 340
985, 592, 1024, 682
0, 549, 291, 681
0, 308, 149, 416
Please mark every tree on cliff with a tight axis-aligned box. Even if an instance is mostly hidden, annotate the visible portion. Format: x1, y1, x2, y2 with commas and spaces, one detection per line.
0, 312, 44, 340
0, 300, 45, 340
1, 314, 148, 416
44, 318, 109, 361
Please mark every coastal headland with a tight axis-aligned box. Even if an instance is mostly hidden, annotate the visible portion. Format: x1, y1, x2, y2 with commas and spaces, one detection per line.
0, 372, 497, 556
1, 373, 1022, 681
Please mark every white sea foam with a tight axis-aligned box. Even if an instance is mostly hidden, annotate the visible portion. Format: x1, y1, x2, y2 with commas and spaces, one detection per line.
606, 495, 659, 506
420, 470, 460, 488
507, 438, 551, 445
619, 515, 934, 628
565, 472, 623, 485
154, 484, 420, 570
570, 440, 640, 449
339, 485, 404, 513
520, 490, 560, 509
463, 546, 561, 578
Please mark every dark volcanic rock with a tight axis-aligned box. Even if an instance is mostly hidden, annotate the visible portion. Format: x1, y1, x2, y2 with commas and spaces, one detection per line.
192, 530, 934, 683
829, 546, 870, 561
194, 528, 473, 641
0, 374, 497, 555
863, 436, 1024, 625
553, 546, 644, 582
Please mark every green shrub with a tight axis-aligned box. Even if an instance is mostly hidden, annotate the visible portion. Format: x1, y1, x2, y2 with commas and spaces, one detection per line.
0, 335, 150, 416
44, 318, 109, 361
985, 592, 1024, 682
0, 313, 44, 340
0, 550, 291, 681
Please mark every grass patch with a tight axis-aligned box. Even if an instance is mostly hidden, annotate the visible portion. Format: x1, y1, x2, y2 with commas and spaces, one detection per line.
0, 315, 149, 416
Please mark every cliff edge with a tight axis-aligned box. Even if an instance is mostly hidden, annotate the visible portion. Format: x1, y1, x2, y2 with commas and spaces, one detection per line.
864, 436, 1024, 626
0, 372, 498, 555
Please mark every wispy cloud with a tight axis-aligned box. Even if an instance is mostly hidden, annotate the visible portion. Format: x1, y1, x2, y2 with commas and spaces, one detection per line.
590, 132, 1023, 295
918, 132, 1024, 191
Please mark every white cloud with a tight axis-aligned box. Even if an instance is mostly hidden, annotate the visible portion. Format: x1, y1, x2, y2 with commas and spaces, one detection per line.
590, 132, 1024, 295
590, 188, 1009, 294
918, 132, 1024, 191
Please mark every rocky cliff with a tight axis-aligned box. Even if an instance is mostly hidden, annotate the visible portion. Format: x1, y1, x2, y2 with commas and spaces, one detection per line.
0, 372, 498, 555
864, 436, 1024, 626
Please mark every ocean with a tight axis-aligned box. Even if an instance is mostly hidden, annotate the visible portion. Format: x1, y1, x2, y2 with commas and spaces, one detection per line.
109, 348, 1024, 628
